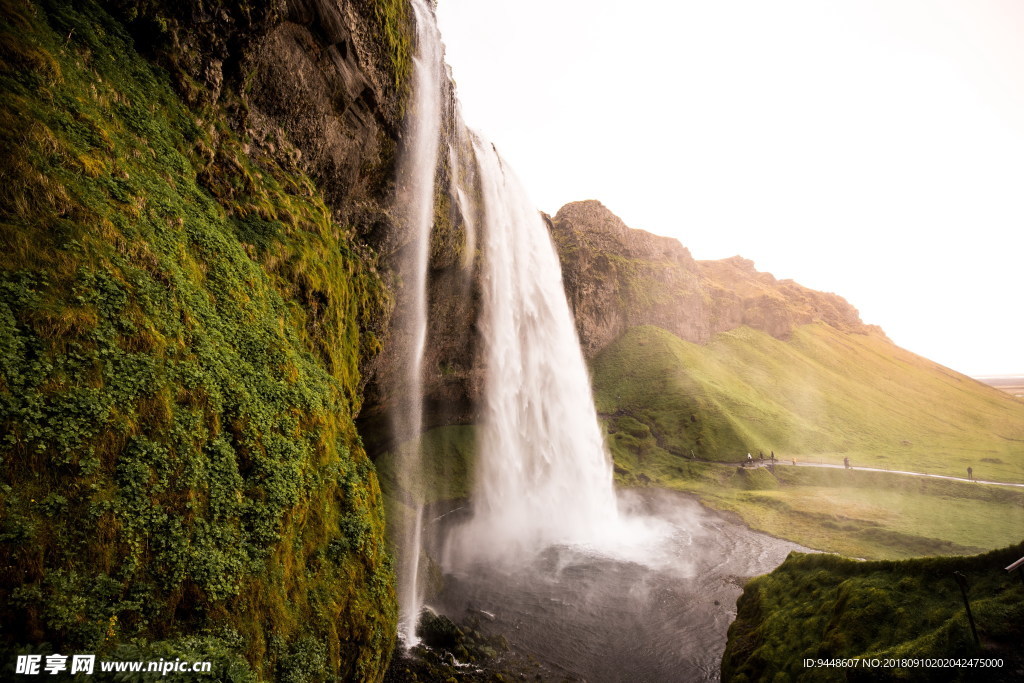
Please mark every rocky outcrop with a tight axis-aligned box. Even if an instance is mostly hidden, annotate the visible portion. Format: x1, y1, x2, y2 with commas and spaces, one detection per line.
106, 0, 407, 242
551, 200, 877, 358
699, 256, 873, 340
551, 201, 710, 356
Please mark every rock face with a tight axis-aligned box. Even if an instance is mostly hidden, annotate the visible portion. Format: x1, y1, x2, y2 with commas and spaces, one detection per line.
698, 256, 871, 340
108, 0, 406, 246
1, 1, 426, 679
551, 201, 710, 356
104, 0, 484, 450
551, 200, 877, 358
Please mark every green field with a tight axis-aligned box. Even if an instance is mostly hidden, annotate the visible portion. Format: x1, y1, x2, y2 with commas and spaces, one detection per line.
619, 457, 1024, 560
592, 323, 1024, 559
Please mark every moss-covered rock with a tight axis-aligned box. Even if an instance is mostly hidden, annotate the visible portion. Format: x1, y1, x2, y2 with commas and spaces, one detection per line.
0, 0, 396, 677
722, 542, 1024, 682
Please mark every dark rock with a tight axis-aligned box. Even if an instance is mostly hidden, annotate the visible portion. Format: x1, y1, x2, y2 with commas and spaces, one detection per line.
418, 609, 464, 650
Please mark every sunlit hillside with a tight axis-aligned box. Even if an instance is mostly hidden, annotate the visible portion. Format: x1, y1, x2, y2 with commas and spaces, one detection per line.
592, 323, 1024, 559
594, 323, 1024, 483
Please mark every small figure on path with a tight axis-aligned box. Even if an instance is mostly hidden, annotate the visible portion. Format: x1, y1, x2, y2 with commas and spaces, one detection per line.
843, 456, 851, 470
967, 466, 973, 482
759, 452, 764, 463
770, 451, 776, 463
747, 453, 753, 467
792, 458, 796, 466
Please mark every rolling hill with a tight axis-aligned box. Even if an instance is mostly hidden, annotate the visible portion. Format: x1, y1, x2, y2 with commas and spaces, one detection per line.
551, 200, 1024, 559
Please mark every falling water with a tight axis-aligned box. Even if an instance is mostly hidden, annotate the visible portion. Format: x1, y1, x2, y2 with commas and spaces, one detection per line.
445, 136, 624, 564
393, 0, 443, 646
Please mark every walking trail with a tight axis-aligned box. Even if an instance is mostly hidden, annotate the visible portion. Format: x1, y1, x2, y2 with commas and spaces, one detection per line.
731, 458, 1024, 489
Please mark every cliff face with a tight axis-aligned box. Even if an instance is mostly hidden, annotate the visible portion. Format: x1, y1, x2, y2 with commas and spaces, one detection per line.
551, 200, 877, 358
0, 0, 432, 678
550, 200, 710, 357
698, 255, 872, 341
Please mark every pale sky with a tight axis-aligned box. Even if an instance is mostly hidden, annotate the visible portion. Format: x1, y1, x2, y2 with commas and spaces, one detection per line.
435, 0, 1024, 377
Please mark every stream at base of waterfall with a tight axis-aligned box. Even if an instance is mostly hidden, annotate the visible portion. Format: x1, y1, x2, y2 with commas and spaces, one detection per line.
411, 488, 808, 682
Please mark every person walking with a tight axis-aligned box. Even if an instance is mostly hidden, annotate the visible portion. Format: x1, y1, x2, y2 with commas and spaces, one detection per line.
843, 456, 850, 470
967, 466, 974, 482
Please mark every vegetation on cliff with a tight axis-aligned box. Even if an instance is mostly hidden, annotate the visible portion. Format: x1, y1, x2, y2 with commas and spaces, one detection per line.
722, 542, 1024, 682
0, 0, 397, 678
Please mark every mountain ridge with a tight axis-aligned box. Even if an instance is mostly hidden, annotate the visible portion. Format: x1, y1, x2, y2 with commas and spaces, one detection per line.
551, 199, 880, 358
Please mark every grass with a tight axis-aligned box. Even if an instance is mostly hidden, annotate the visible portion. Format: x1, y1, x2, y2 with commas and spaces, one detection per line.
0, 0, 395, 678
723, 542, 1024, 682
594, 323, 1024, 559
613, 453, 1024, 560
593, 323, 1024, 482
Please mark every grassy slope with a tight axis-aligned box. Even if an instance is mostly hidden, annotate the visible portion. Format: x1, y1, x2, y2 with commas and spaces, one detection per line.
643, 460, 1024, 560
593, 324, 1024, 559
0, 0, 396, 678
723, 542, 1024, 682
594, 323, 1024, 482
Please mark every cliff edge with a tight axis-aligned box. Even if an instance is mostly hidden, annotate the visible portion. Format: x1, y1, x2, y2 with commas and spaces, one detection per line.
551, 199, 879, 358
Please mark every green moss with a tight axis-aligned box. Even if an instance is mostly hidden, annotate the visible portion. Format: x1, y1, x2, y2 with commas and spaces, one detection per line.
0, 0, 396, 678
723, 542, 1024, 681
372, 0, 413, 102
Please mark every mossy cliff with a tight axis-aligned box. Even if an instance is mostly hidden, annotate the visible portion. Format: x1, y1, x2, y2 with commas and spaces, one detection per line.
0, 0, 438, 678
722, 542, 1024, 682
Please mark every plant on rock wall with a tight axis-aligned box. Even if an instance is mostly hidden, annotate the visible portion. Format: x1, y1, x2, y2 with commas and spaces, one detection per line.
0, 0, 396, 678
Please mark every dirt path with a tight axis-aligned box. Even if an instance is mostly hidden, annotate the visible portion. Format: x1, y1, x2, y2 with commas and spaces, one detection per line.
731, 459, 1024, 488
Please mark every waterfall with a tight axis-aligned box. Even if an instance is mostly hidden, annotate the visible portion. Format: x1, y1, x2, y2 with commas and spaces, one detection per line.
445, 136, 623, 564
393, 0, 653, 644
393, 0, 442, 647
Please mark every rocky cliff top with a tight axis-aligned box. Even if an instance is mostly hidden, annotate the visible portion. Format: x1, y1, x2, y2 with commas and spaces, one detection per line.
554, 200, 694, 263
551, 200, 880, 358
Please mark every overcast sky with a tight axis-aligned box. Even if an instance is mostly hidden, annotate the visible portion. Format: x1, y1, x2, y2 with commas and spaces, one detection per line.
435, 0, 1024, 377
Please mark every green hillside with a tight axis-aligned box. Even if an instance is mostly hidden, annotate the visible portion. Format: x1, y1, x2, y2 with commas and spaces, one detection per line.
593, 323, 1024, 483
592, 323, 1024, 559
723, 542, 1024, 682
